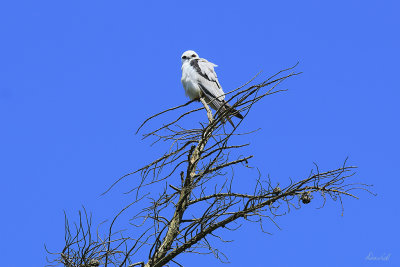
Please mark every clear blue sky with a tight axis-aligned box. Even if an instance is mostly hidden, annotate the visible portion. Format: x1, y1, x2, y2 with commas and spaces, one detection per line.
1, 1, 399, 266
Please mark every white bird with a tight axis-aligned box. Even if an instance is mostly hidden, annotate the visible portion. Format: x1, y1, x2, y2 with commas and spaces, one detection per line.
180, 50, 243, 126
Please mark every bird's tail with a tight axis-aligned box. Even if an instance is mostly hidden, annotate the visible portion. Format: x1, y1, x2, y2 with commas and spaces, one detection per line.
224, 102, 243, 119
220, 101, 243, 127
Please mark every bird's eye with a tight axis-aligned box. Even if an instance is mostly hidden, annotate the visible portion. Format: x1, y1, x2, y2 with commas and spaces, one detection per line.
182, 56, 187, 59
192, 54, 197, 57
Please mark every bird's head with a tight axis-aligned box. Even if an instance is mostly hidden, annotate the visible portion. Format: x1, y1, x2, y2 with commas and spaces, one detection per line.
181, 50, 199, 64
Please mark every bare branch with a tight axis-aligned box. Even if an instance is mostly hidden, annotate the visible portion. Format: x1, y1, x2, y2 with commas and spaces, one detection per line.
48, 66, 373, 267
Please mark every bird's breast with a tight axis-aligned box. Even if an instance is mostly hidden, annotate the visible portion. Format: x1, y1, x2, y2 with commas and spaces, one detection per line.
181, 65, 201, 100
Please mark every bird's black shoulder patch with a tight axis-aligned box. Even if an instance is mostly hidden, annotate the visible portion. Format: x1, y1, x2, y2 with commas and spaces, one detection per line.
190, 59, 212, 82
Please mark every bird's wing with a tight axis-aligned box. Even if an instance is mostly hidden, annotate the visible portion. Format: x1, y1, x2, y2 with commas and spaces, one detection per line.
189, 58, 225, 110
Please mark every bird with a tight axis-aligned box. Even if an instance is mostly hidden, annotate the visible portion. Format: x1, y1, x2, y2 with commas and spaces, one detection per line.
180, 50, 243, 126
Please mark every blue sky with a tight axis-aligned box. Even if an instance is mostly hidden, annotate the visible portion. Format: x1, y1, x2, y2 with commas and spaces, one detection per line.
0, 1, 399, 266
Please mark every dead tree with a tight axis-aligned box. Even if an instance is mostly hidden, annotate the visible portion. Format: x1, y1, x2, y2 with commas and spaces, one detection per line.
47, 65, 373, 267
